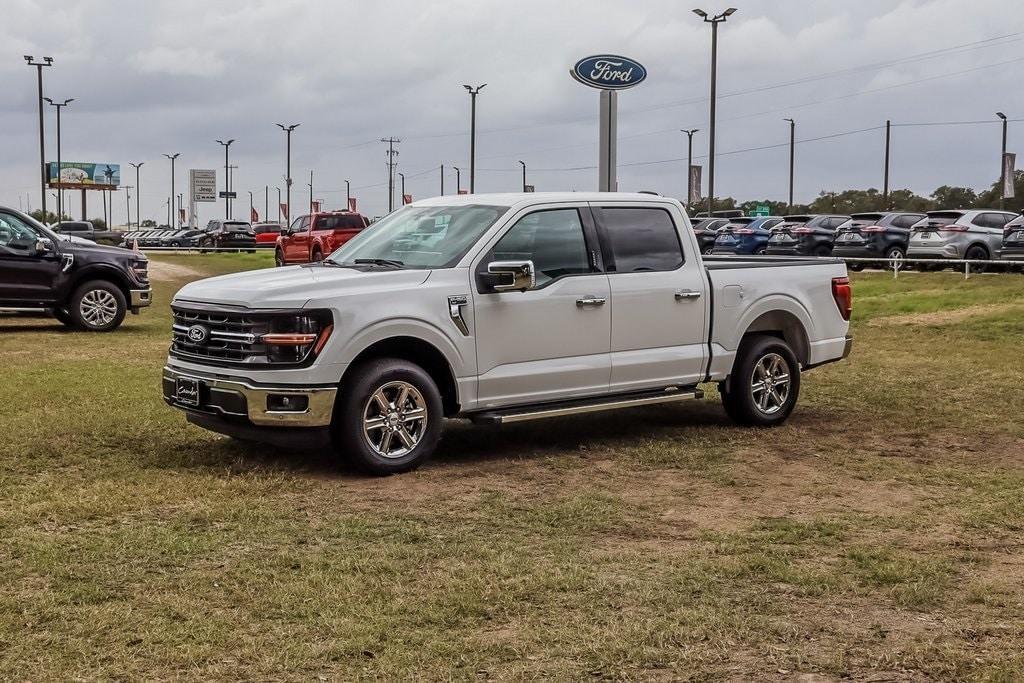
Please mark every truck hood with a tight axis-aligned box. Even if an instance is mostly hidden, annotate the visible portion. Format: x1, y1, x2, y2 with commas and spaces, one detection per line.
173, 264, 432, 308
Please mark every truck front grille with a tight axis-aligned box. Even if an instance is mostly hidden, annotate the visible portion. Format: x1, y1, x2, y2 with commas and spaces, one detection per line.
170, 307, 269, 364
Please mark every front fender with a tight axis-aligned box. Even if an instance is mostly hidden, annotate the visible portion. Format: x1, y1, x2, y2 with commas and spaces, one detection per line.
333, 317, 471, 378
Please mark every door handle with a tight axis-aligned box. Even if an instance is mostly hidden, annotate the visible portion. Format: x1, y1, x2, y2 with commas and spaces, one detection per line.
576, 296, 606, 307
674, 289, 702, 301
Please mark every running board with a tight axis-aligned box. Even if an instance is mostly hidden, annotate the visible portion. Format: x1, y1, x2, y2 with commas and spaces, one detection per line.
469, 386, 703, 425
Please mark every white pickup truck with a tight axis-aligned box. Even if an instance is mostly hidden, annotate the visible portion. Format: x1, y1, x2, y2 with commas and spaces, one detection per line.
164, 193, 852, 474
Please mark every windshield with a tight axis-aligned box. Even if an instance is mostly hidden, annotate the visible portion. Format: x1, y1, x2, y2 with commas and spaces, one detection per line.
327, 204, 510, 269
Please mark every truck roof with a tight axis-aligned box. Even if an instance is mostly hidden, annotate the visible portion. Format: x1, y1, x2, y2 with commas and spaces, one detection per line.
413, 192, 684, 211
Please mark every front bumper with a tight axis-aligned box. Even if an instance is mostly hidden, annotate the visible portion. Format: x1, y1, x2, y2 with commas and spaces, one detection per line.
162, 365, 337, 427
130, 288, 152, 308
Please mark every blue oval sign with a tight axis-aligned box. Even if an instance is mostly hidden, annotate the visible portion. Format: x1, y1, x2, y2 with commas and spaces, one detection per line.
571, 54, 647, 90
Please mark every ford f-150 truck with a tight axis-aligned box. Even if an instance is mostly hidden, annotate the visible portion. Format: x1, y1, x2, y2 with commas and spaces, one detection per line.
164, 193, 852, 475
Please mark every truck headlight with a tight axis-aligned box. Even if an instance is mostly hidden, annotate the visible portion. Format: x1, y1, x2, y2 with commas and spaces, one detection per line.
261, 311, 333, 364
130, 259, 149, 283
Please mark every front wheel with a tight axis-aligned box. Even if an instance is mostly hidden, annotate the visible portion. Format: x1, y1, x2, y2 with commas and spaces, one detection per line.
720, 335, 801, 427
964, 245, 989, 273
274, 249, 285, 267
885, 246, 906, 272
69, 280, 127, 332
332, 359, 444, 475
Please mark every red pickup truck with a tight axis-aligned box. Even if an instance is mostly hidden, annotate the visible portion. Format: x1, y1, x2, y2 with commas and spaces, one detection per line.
274, 211, 370, 266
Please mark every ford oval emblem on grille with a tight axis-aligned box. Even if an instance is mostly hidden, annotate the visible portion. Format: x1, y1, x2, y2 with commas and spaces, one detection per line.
186, 324, 209, 344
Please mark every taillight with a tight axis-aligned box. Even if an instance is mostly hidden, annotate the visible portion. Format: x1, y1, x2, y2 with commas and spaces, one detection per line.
861, 226, 886, 232
734, 228, 754, 234
832, 277, 852, 321
939, 225, 969, 232
793, 227, 813, 234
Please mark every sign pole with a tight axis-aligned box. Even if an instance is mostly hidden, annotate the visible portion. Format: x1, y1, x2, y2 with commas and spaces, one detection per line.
598, 90, 617, 192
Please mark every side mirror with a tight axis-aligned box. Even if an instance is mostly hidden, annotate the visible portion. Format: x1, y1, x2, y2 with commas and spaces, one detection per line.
280, 228, 290, 237
484, 260, 535, 292
35, 238, 55, 255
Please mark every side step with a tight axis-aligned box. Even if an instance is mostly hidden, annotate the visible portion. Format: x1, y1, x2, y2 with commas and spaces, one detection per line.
469, 386, 703, 425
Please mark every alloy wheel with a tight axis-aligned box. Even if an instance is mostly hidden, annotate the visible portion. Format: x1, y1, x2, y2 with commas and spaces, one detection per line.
362, 381, 429, 459
749, 352, 791, 415
79, 289, 118, 328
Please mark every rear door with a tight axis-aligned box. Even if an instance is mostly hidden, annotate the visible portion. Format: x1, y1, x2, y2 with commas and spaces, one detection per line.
592, 203, 709, 391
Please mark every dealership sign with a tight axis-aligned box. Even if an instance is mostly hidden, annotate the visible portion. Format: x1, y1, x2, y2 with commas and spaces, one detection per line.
190, 169, 217, 203
47, 162, 120, 189
570, 55, 647, 90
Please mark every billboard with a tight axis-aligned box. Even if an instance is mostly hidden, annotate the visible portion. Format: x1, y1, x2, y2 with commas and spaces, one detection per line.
47, 162, 120, 189
190, 169, 217, 202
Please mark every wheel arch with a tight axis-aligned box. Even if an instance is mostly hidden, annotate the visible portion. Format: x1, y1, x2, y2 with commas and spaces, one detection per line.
341, 335, 460, 416
62, 265, 132, 308
740, 309, 810, 366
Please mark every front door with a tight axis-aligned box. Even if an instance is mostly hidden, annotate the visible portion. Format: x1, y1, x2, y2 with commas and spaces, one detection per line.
471, 206, 611, 408
285, 216, 310, 262
591, 204, 709, 391
0, 211, 62, 307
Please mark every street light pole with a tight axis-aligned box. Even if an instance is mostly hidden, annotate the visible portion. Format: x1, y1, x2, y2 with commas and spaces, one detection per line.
883, 120, 891, 210
308, 170, 314, 215
440, 165, 445, 195
680, 129, 698, 206
124, 185, 133, 228
215, 139, 234, 219
997, 112, 1008, 209
129, 162, 144, 229
463, 83, 487, 193
25, 56, 54, 219
381, 137, 401, 212
248, 190, 254, 222
453, 166, 461, 193
44, 97, 73, 221
163, 153, 180, 227
399, 172, 405, 204
345, 179, 351, 210
519, 160, 527, 192
692, 8, 736, 215
275, 123, 300, 224
784, 118, 795, 213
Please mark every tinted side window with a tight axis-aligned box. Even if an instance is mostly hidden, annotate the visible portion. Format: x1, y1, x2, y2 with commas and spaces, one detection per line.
598, 207, 684, 272
489, 209, 591, 287
891, 215, 919, 228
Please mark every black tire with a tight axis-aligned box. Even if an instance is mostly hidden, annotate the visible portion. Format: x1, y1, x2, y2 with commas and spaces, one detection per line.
332, 358, 444, 475
885, 246, 906, 272
68, 280, 127, 332
312, 248, 324, 262
720, 334, 801, 427
847, 263, 865, 272
964, 244, 989, 273
274, 249, 285, 267
53, 307, 75, 327
755, 247, 767, 255
814, 246, 832, 257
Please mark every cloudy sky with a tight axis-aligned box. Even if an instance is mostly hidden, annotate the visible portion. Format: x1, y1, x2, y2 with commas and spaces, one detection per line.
2, 0, 1022, 223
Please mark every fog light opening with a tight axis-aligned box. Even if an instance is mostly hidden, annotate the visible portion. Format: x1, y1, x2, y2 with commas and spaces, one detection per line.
267, 394, 309, 412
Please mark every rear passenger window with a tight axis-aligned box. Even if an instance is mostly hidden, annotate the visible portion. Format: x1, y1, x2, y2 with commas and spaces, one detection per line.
598, 207, 684, 272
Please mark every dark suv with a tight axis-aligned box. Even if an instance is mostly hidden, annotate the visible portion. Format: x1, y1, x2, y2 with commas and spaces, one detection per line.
199, 220, 256, 252
0, 206, 151, 331
765, 214, 851, 257
832, 211, 927, 270
998, 214, 1024, 266
691, 218, 729, 254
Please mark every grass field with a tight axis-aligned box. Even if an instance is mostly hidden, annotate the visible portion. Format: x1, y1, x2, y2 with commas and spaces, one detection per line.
1, 254, 1023, 680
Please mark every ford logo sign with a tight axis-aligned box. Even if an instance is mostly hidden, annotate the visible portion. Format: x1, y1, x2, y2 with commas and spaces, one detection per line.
571, 54, 647, 91
186, 324, 209, 344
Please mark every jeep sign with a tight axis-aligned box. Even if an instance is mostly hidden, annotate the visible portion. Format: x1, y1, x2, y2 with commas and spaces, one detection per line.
190, 169, 217, 203
570, 55, 647, 90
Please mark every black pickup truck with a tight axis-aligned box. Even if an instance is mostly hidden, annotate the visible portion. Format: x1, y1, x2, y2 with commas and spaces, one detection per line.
53, 220, 126, 247
0, 206, 152, 331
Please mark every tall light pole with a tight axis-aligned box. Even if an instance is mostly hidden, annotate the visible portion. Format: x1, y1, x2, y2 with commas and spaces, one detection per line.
308, 170, 314, 215
25, 56, 54, 219
44, 97, 73, 221
440, 165, 445, 195
215, 139, 234, 219
275, 186, 282, 223
783, 118, 795, 213
130, 162, 144, 229
693, 8, 737, 215
883, 119, 891, 210
399, 172, 405, 204
265, 185, 269, 222
463, 83, 486, 193
680, 129, 698, 206
997, 112, 1008, 209
518, 160, 527, 192
345, 179, 351, 210
453, 166, 462, 193
275, 123, 299, 224
163, 153, 180, 227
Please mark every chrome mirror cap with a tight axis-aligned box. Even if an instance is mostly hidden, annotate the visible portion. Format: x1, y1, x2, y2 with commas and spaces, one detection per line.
487, 260, 535, 292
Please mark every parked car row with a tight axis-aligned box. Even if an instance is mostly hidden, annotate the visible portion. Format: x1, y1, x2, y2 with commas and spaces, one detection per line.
698, 208, 1024, 269
121, 219, 260, 252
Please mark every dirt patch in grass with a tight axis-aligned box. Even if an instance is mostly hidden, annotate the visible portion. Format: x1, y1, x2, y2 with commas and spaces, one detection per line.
868, 302, 1023, 327
147, 260, 203, 281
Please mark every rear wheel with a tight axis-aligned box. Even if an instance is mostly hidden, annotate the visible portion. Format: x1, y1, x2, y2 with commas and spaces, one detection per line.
964, 244, 989, 273
720, 335, 801, 427
312, 248, 324, 262
814, 246, 831, 257
885, 246, 906, 272
332, 359, 444, 475
69, 280, 127, 332
847, 263, 865, 272
755, 247, 767, 255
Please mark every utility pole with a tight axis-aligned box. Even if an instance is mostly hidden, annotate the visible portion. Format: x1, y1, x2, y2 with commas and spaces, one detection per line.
44, 97, 73, 220
453, 166, 462, 193
275, 123, 300, 225
463, 83, 486, 193
381, 137, 400, 212
130, 162, 144, 229
25, 56, 54, 219
215, 139, 234, 219
883, 120, 891, 210
784, 118, 795, 213
308, 170, 314, 215
399, 172, 405, 204
440, 164, 445, 195
997, 112, 1008, 210
680, 129, 698, 206
519, 160, 527, 192
163, 153, 180, 227
345, 179, 351, 209
693, 8, 736, 215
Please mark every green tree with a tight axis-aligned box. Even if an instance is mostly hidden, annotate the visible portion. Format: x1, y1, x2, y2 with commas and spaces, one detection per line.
90, 218, 107, 230
29, 209, 63, 225
140, 219, 157, 227
930, 185, 977, 209
974, 170, 1024, 213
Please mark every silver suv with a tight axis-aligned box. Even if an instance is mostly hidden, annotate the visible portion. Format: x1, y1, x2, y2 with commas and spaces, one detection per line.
908, 209, 1016, 265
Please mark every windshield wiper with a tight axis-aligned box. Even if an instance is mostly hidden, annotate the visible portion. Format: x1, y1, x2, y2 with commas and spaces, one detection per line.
354, 258, 405, 268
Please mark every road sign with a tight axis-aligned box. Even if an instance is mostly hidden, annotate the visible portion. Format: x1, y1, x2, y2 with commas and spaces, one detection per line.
219, 191, 237, 199
524, 184, 535, 193
751, 205, 770, 217
190, 169, 217, 202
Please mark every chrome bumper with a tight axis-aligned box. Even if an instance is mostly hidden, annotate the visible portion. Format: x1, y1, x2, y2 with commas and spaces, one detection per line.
130, 288, 153, 308
162, 366, 336, 427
